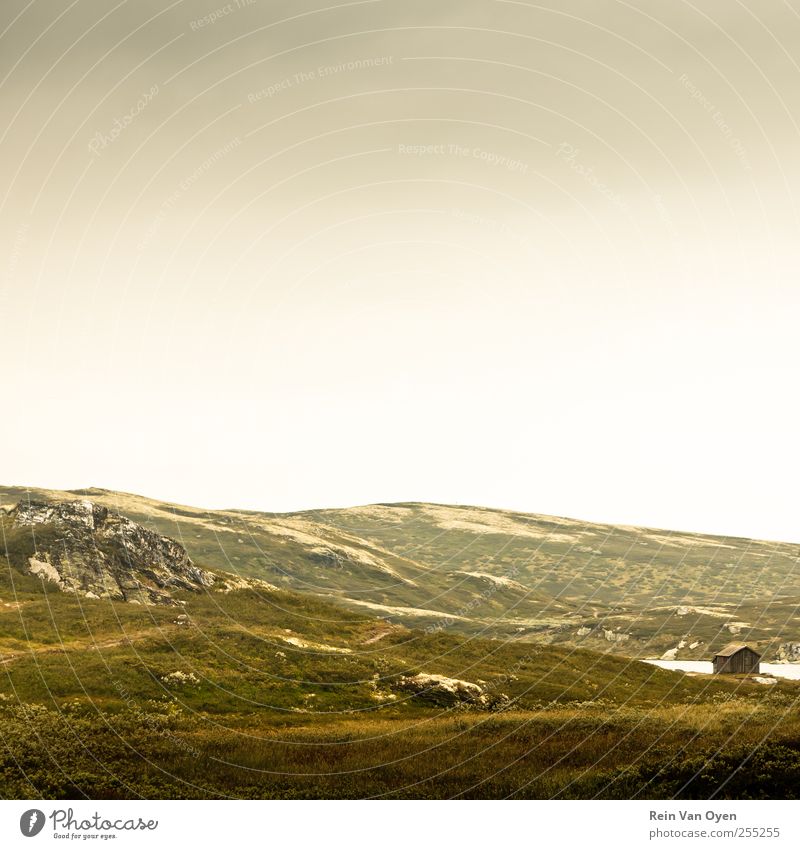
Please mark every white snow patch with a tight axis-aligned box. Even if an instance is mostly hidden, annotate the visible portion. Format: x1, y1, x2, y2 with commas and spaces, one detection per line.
342, 598, 469, 621
259, 519, 410, 582
645, 661, 800, 681
345, 505, 415, 522
453, 571, 528, 592
674, 605, 730, 618
420, 505, 580, 543
644, 533, 737, 551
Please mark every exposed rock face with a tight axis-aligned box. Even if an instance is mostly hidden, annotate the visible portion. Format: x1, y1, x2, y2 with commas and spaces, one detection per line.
602, 628, 630, 643
10, 500, 216, 605
775, 642, 800, 663
576, 623, 631, 643
395, 673, 509, 709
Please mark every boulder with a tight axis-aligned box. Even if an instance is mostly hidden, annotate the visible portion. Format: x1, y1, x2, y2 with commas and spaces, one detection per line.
775, 642, 800, 663
10, 499, 216, 605
395, 673, 508, 709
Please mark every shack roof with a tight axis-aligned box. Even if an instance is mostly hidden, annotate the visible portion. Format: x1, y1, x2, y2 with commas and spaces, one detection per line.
714, 642, 760, 658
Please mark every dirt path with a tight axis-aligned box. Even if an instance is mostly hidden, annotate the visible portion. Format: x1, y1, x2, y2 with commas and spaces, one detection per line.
361, 623, 403, 644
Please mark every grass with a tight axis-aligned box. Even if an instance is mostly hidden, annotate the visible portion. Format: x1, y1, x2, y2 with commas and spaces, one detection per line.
3, 489, 800, 799
4, 486, 799, 657
3, 547, 800, 799
4, 700, 800, 799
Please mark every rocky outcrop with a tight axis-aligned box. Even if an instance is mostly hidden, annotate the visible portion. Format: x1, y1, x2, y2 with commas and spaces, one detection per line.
575, 623, 632, 643
775, 642, 800, 663
10, 499, 216, 605
602, 628, 630, 643
395, 673, 509, 709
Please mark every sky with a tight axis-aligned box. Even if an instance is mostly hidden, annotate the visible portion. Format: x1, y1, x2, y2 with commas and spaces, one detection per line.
1, 0, 799, 541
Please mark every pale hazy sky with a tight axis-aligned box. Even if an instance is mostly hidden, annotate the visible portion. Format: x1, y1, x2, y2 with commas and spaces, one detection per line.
1, 0, 799, 541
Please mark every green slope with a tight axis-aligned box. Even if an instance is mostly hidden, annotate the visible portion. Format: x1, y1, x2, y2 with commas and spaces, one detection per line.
2, 485, 799, 659
3, 489, 800, 799
3, 540, 800, 800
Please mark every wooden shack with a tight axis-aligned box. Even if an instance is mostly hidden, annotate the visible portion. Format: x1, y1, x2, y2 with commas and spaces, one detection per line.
712, 642, 761, 675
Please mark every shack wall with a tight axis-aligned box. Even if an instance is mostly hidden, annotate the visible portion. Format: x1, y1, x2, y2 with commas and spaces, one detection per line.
713, 648, 760, 674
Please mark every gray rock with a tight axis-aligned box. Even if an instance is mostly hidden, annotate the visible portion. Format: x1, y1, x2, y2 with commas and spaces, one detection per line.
395, 673, 509, 709
775, 642, 800, 663
11, 499, 216, 605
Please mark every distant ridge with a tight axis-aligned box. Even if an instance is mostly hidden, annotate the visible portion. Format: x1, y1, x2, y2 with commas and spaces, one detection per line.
2, 484, 799, 660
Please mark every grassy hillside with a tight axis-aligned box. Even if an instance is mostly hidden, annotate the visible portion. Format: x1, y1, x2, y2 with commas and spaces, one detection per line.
3, 485, 799, 660
0, 547, 742, 713
3, 543, 800, 799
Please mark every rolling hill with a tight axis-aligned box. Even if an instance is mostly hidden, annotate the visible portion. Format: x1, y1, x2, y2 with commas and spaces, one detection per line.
3, 484, 800, 798
2, 485, 799, 661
